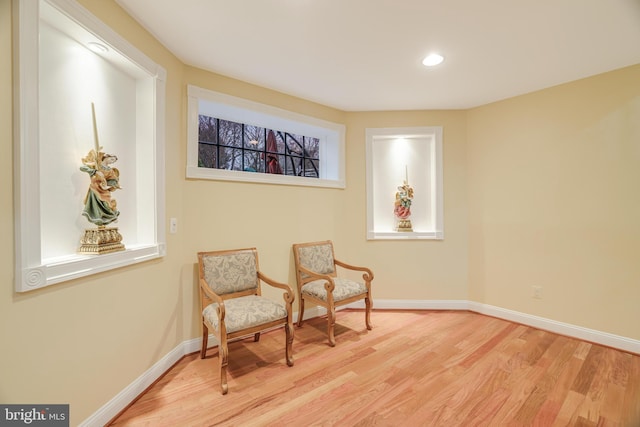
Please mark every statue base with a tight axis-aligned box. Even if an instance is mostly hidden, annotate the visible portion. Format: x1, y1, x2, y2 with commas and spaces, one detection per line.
79, 227, 125, 255
396, 219, 413, 232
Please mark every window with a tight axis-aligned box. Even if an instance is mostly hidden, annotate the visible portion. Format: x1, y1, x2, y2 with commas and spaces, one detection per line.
198, 117, 320, 177
365, 127, 444, 240
187, 86, 345, 188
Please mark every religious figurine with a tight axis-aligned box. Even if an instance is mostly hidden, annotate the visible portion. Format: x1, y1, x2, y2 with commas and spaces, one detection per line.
394, 167, 414, 232
78, 103, 125, 254
80, 149, 121, 226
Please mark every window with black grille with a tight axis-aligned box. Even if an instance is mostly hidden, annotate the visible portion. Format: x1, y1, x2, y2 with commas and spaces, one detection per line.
198, 115, 320, 178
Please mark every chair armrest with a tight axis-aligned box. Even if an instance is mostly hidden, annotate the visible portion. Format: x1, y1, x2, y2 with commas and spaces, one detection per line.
200, 278, 226, 320
297, 265, 336, 293
334, 259, 374, 282
257, 271, 295, 304
200, 278, 223, 303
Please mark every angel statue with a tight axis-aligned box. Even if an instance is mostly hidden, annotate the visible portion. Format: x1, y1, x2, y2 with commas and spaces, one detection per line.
394, 169, 414, 232
78, 103, 125, 254
80, 147, 121, 226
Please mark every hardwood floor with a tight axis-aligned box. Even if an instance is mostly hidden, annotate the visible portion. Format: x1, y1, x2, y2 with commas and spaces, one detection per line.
108, 310, 640, 426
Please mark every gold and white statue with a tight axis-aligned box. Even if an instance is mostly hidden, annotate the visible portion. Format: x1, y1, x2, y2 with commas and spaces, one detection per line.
394, 166, 414, 232
78, 103, 125, 254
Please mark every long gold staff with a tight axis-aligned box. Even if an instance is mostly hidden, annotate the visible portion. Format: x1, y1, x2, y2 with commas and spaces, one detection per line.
91, 102, 102, 168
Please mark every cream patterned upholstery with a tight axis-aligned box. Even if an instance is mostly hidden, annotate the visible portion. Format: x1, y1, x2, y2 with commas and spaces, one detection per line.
296, 243, 335, 278
201, 251, 259, 295
301, 278, 367, 302
203, 295, 287, 334
198, 248, 294, 394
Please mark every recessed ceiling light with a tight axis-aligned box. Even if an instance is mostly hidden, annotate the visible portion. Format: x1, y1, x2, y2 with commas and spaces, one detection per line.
422, 53, 444, 67
88, 42, 109, 53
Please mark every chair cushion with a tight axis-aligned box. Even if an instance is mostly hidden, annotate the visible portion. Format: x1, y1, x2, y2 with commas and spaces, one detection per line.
301, 277, 367, 302
203, 295, 287, 334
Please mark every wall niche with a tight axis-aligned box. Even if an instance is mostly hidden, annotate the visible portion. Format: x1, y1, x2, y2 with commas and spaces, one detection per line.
13, 0, 166, 291
365, 127, 444, 240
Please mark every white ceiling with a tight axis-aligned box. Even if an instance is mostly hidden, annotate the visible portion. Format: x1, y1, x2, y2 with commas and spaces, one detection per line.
116, 0, 640, 111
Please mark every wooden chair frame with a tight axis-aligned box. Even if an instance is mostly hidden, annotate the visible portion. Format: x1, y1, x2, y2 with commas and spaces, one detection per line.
198, 248, 294, 394
292, 240, 373, 346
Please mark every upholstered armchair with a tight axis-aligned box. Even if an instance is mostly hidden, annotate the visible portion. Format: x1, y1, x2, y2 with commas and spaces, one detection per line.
292, 240, 373, 346
197, 248, 294, 394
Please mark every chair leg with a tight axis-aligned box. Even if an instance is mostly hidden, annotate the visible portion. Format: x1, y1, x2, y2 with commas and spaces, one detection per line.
200, 324, 209, 358
365, 295, 373, 330
285, 322, 294, 367
296, 298, 305, 327
327, 306, 336, 347
218, 337, 229, 395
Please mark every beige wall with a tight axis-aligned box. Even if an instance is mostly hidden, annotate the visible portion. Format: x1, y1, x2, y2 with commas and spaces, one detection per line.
1, 0, 637, 423
0, 0, 189, 424
467, 64, 640, 340
343, 111, 469, 301
179, 72, 470, 336
180, 66, 351, 336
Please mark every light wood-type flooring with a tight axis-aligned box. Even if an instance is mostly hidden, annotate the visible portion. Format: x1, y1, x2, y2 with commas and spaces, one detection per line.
109, 310, 640, 426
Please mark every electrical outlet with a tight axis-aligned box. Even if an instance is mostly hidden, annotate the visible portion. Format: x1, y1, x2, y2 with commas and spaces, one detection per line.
170, 218, 178, 234
532, 285, 542, 299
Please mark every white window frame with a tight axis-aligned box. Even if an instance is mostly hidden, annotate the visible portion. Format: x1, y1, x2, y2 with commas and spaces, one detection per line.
365, 127, 444, 240
186, 85, 346, 189
13, 0, 166, 292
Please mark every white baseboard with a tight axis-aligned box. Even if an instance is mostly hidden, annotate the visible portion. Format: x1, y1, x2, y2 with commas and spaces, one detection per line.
466, 301, 640, 355
79, 341, 188, 427
79, 306, 328, 425
82, 299, 639, 425
349, 299, 640, 354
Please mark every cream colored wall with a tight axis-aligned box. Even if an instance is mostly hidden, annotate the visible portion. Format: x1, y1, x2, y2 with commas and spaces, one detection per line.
180, 70, 470, 333
2, 0, 637, 423
342, 111, 469, 301
181, 66, 351, 336
467, 64, 640, 340
1, 0, 187, 424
